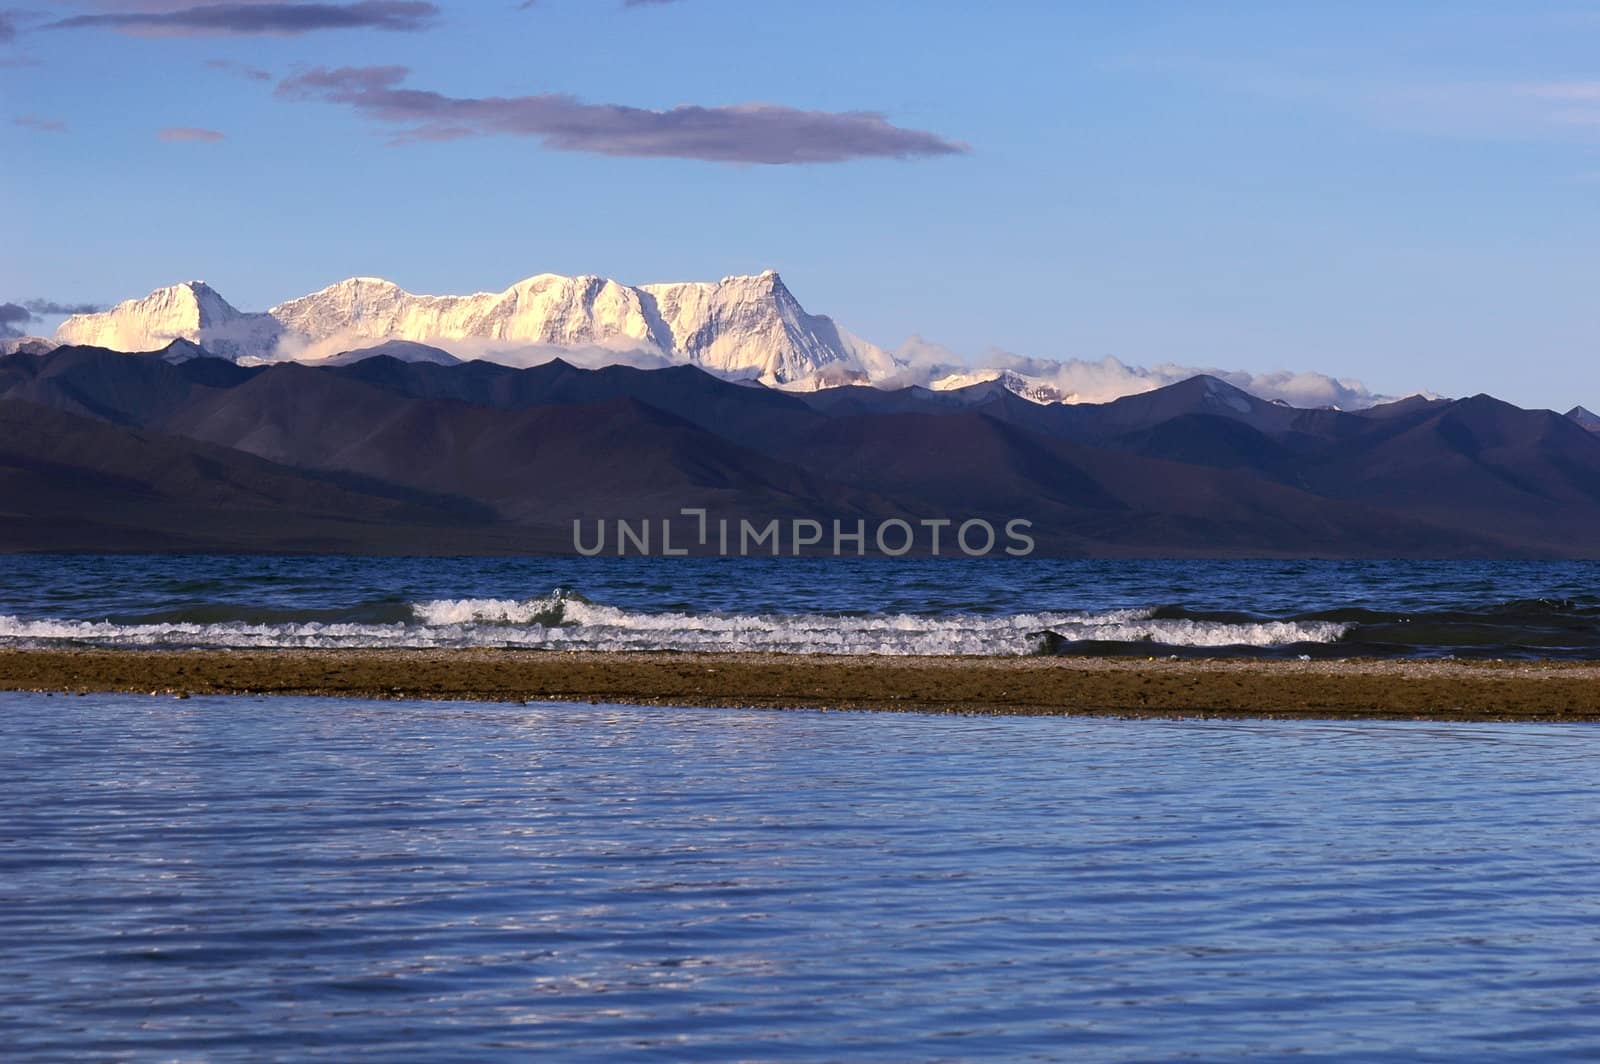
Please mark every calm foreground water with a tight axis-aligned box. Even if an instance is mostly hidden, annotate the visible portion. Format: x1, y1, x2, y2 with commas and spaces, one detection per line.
4, 555, 1600, 657
3, 692, 1598, 1060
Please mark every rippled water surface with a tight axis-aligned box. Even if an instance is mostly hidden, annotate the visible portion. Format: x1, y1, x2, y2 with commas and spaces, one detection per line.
4, 692, 1599, 1060
4, 555, 1600, 656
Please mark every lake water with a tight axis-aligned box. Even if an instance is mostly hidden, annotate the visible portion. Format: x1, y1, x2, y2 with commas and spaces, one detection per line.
4, 691, 1598, 1060
4, 555, 1600, 657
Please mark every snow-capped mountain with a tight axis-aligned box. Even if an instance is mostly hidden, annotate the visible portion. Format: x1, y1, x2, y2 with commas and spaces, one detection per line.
930, 368, 1069, 404
51, 271, 1394, 408
54, 281, 283, 360
57, 271, 893, 386
637, 273, 899, 384
0, 336, 58, 357
270, 275, 662, 357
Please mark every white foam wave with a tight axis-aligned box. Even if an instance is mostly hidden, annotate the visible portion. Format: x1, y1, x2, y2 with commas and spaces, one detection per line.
1051, 618, 1350, 648
0, 598, 1351, 655
412, 594, 566, 626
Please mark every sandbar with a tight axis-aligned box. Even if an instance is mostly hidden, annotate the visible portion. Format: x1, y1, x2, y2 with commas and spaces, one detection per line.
4, 648, 1600, 721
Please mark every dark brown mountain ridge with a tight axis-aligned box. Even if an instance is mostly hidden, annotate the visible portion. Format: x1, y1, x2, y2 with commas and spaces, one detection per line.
3, 342, 1597, 556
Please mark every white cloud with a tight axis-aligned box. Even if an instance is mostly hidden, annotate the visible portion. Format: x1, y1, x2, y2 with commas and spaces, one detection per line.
255, 328, 677, 372
889, 339, 1397, 409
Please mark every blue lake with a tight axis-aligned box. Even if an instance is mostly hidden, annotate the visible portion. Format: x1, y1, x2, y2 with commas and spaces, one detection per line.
3, 691, 1598, 1059
5, 555, 1600, 657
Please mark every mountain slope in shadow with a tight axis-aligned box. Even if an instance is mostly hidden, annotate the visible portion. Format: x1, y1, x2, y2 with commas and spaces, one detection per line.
2, 344, 1597, 556
0, 399, 538, 552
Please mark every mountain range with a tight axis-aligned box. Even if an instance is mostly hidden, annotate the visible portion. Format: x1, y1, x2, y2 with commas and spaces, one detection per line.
48, 272, 898, 387
35, 272, 1384, 408
4, 339, 1600, 556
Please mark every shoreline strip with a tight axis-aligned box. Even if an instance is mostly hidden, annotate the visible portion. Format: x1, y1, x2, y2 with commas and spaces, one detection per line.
4, 649, 1600, 721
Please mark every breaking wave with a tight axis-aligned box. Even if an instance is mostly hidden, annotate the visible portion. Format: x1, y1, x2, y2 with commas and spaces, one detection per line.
0, 590, 1351, 655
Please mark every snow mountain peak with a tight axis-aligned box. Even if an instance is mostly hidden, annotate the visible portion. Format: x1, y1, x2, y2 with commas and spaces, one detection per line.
48, 270, 1393, 410
57, 269, 898, 385
55, 280, 282, 359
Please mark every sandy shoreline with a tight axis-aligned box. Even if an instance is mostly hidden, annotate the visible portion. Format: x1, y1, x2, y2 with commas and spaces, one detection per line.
3, 648, 1600, 721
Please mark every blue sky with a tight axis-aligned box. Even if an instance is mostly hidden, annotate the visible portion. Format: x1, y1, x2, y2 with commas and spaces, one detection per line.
5, 1, 1600, 408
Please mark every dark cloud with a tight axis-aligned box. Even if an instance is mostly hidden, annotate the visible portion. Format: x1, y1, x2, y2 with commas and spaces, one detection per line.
277, 65, 968, 164
46, 2, 438, 36
206, 57, 272, 80
0, 11, 17, 42
159, 125, 225, 141
24, 299, 104, 315
14, 114, 68, 132
0, 302, 31, 338
0, 299, 107, 336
